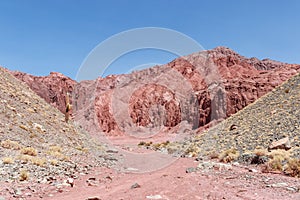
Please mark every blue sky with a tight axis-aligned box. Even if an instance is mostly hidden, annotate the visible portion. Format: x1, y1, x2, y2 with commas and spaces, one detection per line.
0, 0, 299, 80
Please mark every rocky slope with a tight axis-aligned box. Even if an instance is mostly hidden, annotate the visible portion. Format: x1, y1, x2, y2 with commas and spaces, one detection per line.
0, 67, 114, 199
156, 71, 300, 170
10, 47, 300, 137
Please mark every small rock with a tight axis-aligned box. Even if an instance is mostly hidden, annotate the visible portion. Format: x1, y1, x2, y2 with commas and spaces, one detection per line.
0, 196, 6, 200
198, 161, 214, 170
14, 188, 22, 196
25, 192, 32, 197
229, 124, 238, 131
66, 178, 74, 187
186, 167, 197, 173
213, 163, 232, 171
249, 168, 258, 173
131, 182, 141, 189
146, 195, 163, 199
106, 149, 119, 154
267, 182, 288, 188
286, 187, 299, 192
268, 137, 291, 150
87, 197, 101, 200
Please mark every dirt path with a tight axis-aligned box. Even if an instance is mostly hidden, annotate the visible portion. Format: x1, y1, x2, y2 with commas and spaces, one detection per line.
42, 157, 300, 200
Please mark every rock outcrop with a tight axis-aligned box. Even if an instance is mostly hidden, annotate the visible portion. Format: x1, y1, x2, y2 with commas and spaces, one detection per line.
9, 47, 300, 136
10, 71, 76, 113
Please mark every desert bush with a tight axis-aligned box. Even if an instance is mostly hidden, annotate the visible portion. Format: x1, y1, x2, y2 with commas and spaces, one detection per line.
21, 147, 37, 156
268, 149, 290, 161
49, 145, 62, 153
31, 157, 46, 167
19, 154, 32, 163
254, 148, 268, 157
2, 157, 14, 164
265, 157, 283, 171
1, 140, 20, 150
219, 148, 240, 163
47, 146, 69, 161
250, 148, 269, 164
50, 159, 59, 166
285, 158, 300, 177
19, 170, 29, 181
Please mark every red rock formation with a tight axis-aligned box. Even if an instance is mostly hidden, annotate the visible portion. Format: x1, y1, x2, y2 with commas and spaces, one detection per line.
9, 47, 300, 136
11, 71, 76, 113
87, 47, 300, 135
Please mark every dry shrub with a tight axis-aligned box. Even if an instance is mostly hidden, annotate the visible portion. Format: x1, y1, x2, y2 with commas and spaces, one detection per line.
254, 148, 268, 157
285, 158, 300, 177
19, 170, 29, 181
19, 154, 32, 163
268, 149, 290, 161
31, 157, 46, 167
263, 157, 283, 172
219, 149, 240, 163
49, 145, 62, 153
1, 140, 20, 150
2, 157, 14, 164
21, 147, 37, 156
50, 159, 59, 166
47, 146, 68, 161
209, 151, 219, 159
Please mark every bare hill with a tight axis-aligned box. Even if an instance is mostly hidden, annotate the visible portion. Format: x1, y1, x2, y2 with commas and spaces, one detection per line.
0, 67, 114, 198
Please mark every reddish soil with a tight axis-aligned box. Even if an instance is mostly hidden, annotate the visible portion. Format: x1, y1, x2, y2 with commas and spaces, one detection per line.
42, 156, 300, 200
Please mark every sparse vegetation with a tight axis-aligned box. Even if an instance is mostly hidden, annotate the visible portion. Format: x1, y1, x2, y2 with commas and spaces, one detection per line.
284, 158, 300, 177
31, 157, 46, 167
1, 139, 20, 150
219, 149, 240, 163
47, 145, 69, 161
2, 157, 14, 164
263, 157, 283, 172
19, 170, 29, 181
19, 154, 33, 163
21, 147, 37, 156
50, 159, 59, 166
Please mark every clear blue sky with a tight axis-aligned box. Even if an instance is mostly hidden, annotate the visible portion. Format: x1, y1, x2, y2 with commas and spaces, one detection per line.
0, 0, 299, 79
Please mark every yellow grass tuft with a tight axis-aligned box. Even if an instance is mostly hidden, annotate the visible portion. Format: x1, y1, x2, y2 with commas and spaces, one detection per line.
1, 140, 20, 150
21, 147, 37, 156
2, 157, 14, 164
19, 170, 29, 181
285, 158, 300, 177
219, 148, 240, 163
50, 159, 59, 166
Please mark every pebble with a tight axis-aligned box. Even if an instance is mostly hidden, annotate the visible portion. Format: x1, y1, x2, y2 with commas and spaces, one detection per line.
186, 167, 197, 173
66, 178, 74, 187
267, 182, 288, 188
249, 168, 258, 173
14, 188, 22, 196
106, 149, 119, 154
87, 197, 101, 200
286, 187, 299, 192
146, 195, 163, 199
131, 182, 141, 189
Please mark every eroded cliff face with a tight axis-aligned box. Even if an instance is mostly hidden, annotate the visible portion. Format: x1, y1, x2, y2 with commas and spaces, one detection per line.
10, 47, 300, 136
10, 71, 76, 113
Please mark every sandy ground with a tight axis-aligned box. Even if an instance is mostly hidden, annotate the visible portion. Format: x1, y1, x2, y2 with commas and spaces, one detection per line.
40, 157, 300, 200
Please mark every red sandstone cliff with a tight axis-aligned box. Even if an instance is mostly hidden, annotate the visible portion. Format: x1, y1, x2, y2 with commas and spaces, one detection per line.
9, 47, 300, 135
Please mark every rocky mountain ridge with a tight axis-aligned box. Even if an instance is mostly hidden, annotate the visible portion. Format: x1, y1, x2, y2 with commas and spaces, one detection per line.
8, 47, 300, 136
